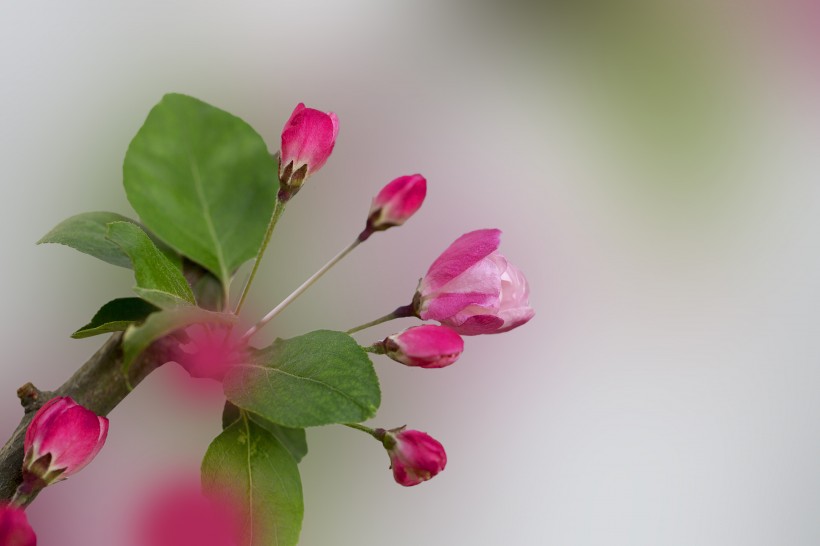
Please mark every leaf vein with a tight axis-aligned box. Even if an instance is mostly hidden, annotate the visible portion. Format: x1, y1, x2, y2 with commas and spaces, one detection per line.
249, 364, 370, 412
189, 154, 228, 282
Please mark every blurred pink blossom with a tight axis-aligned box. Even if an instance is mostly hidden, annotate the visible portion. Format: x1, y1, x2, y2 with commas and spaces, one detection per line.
0, 504, 36, 546
134, 476, 240, 546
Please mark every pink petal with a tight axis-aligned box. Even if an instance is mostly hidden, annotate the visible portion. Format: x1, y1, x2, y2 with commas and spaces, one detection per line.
37, 406, 104, 475
280, 104, 338, 175
421, 291, 498, 321
25, 397, 72, 453
446, 314, 506, 335
421, 229, 501, 293
495, 307, 536, 334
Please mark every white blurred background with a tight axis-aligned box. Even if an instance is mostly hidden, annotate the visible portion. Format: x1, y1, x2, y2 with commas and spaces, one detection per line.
2, 1, 820, 544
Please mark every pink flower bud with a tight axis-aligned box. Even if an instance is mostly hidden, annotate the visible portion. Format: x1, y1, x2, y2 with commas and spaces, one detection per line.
381, 428, 447, 487
366, 174, 427, 233
0, 504, 36, 546
279, 103, 339, 196
23, 397, 108, 486
383, 325, 463, 369
414, 229, 535, 335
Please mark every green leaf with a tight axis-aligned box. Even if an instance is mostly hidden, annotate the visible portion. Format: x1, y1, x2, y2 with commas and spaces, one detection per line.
202, 414, 304, 546
224, 330, 381, 428
249, 414, 308, 463
38, 211, 139, 268
122, 307, 235, 375
37, 211, 181, 270
71, 297, 158, 339
106, 222, 195, 309
123, 93, 278, 286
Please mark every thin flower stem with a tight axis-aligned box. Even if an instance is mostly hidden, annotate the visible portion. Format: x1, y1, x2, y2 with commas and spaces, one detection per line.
234, 199, 287, 315
241, 238, 362, 342
343, 422, 377, 437
361, 343, 386, 354
9, 479, 40, 508
345, 304, 415, 335
9, 488, 24, 507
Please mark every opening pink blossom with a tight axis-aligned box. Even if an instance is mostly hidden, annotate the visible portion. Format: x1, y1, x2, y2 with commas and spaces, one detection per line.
414, 229, 535, 335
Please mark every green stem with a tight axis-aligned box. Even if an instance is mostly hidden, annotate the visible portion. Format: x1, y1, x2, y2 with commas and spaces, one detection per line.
234, 199, 287, 315
343, 422, 377, 436
10, 482, 39, 508
241, 237, 363, 342
362, 342, 386, 354
345, 304, 415, 335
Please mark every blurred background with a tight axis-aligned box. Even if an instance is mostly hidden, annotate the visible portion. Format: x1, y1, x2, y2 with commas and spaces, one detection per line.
2, 0, 819, 544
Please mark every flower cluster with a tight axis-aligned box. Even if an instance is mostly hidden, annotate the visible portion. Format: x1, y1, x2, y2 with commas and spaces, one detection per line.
272, 104, 533, 491
271, 102, 534, 488
15, 97, 535, 544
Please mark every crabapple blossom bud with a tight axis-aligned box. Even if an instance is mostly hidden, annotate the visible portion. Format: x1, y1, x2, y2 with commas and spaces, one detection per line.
378, 427, 447, 487
364, 174, 427, 236
278, 103, 339, 200
23, 397, 108, 487
383, 325, 463, 369
414, 229, 535, 335
0, 504, 36, 546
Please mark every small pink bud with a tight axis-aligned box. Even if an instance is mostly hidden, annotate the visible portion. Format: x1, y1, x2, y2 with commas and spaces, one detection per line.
279, 103, 339, 198
23, 397, 108, 487
366, 174, 427, 233
381, 428, 447, 487
0, 504, 36, 546
383, 325, 463, 369
414, 229, 535, 335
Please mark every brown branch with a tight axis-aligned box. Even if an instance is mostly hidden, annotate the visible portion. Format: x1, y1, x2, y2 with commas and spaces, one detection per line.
0, 332, 173, 501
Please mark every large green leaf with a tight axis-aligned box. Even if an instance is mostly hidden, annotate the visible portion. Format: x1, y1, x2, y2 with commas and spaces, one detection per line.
202, 414, 304, 546
106, 222, 195, 309
123, 93, 278, 286
71, 297, 158, 339
37, 211, 181, 269
249, 414, 308, 463
122, 307, 235, 375
224, 330, 381, 428
222, 405, 308, 463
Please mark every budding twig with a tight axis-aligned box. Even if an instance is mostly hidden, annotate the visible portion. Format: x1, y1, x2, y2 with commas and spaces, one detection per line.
0, 333, 172, 502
